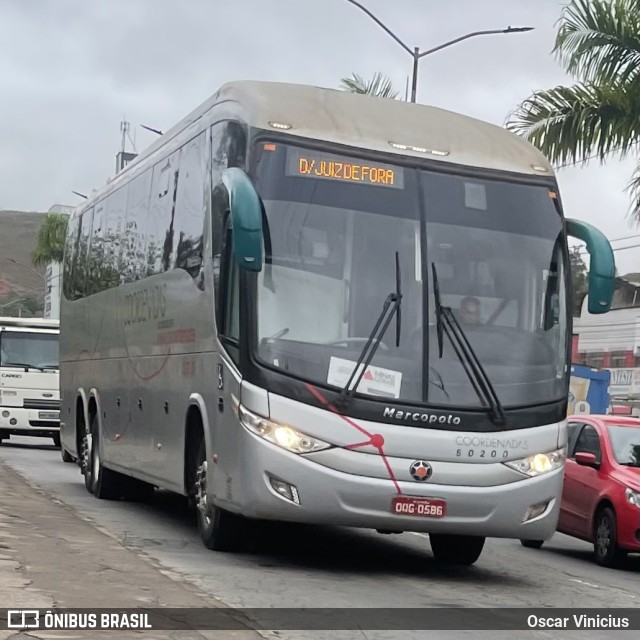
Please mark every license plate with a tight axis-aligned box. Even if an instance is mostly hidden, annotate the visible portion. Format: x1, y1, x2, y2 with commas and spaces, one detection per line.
38, 411, 59, 420
391, 496, 447, 518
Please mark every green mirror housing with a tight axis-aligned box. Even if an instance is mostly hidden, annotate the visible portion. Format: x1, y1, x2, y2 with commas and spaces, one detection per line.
566, 219, 615, 314
222, 168, 263, 271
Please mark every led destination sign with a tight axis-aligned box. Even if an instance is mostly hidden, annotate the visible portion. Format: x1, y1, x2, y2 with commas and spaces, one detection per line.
285, 148, 403, 188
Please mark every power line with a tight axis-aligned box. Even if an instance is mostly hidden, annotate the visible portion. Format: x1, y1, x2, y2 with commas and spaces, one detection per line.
577, 241, 640, 256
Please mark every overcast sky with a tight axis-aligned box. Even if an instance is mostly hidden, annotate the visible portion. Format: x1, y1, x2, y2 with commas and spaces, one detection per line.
0, 0, 637, 273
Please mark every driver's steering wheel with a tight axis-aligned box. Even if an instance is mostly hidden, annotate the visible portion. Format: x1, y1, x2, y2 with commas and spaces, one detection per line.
324, 338, 389, 351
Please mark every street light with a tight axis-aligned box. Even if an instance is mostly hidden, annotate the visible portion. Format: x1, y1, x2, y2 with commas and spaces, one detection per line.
343, 0, 533, 102
141, 124, 163, 136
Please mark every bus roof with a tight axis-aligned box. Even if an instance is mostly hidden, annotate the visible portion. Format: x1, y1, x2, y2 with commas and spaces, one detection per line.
0, 316, 59, 330
75, 81, 554, 214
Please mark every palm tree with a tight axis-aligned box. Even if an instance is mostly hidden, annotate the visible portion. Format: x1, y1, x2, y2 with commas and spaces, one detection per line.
507, 0, 640, 219
32, 212, 69, 267
340, 72, 399, 99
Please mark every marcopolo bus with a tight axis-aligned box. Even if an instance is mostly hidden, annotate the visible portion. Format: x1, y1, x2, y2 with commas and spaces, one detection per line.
59, 81, 615, 565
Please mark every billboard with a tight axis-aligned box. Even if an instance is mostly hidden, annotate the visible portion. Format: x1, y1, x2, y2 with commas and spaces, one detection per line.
569, 365, 610, 414
608, 368, 640, 398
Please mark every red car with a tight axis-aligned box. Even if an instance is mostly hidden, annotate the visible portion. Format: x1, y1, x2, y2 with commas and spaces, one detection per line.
521, 414, 640, 568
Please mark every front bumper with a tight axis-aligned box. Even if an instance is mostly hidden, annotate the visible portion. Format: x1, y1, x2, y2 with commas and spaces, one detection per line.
216, 427, 563, 540
0, 406, 60, 436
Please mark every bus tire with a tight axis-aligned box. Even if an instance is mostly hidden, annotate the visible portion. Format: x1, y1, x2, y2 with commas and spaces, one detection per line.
520, 539, 544, 549
61, 447, 74, 463
52, 432, 61, 448
89, 414, 121, 500
81, 426, 93, 493
194, 438, 243, 551
121, 477, 155, 502
429, 533, 485, 566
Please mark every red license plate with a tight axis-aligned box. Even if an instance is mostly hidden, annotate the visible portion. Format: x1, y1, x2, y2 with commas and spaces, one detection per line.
391, 496, 447, 518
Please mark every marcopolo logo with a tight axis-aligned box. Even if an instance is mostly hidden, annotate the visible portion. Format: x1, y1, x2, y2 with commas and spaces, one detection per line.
383, 406, 461, 425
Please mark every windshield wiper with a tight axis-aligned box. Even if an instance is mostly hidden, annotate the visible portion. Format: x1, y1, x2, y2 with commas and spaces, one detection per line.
431, 263, 505, 426
619, 461, 640, 467
338, 252, 402, 406
1, 362, 44, 372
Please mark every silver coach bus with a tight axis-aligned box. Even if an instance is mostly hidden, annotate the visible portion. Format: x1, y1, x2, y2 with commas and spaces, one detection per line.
60, 81, 615, 565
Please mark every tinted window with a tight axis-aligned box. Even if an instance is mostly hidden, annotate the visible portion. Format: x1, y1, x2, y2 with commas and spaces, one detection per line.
573, 424, 601, 461
103, 184, 127, 286
71, 207, 93, 300
62, 214, 81, 300
85, 201, 105, 296
173, 132, 206, 282
567, 422, 582, 456
121, 169, 152, 283
147, 150, 180, 275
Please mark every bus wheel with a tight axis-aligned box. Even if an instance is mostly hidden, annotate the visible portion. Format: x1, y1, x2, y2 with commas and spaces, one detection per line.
81, 429, 93, 493
429, 533, 485, 566
194, 439, 243, 551
52, 432, 61, 448
520, 539, 544, 549
61, 447, 74, 463
89, 416, 121, 500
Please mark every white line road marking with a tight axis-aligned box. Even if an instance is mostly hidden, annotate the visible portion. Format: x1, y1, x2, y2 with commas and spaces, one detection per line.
569, 578, 600, 589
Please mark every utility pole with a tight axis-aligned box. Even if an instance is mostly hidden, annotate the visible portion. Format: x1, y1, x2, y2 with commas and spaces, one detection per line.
116, 117, 137, 173
120, 117, 129, 156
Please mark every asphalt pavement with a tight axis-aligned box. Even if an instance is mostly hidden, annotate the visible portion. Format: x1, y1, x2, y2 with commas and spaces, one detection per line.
0, 435, 638, 640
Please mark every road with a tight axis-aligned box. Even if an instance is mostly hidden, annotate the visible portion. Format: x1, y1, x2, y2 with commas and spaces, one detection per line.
1, 436, 638, 640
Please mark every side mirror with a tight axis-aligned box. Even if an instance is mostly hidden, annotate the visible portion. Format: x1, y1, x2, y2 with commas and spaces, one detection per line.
566, 219, 615, 314
222, 168, 263, 272
574, 451, 599, 468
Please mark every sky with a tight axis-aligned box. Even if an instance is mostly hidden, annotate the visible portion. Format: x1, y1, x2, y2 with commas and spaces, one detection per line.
0, 0, 638, 274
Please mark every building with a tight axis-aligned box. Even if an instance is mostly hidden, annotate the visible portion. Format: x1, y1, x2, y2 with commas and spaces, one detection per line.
43, 204, 74, 320
573, 275, 640, 406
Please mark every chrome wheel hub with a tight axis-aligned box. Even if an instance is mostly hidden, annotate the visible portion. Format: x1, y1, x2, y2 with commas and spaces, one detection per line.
195, 460, 210, 526
80, 433, 91, 476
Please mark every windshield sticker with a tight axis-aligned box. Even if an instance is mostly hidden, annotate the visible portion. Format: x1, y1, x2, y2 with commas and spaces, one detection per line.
327, 357, 402, 399
464, 182, 487, 210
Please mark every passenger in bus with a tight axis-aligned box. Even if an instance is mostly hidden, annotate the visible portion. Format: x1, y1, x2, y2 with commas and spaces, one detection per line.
459, 296, 481, 325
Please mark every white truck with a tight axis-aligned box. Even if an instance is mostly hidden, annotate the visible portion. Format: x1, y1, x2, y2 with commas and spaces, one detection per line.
0, 316, 60, 447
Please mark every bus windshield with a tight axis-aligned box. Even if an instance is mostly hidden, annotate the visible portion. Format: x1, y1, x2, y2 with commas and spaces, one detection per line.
252, 142, 569, 409
0, 332, 59, 370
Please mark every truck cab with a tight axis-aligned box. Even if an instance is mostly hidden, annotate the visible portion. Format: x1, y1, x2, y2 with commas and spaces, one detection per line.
0, 317, 60, 446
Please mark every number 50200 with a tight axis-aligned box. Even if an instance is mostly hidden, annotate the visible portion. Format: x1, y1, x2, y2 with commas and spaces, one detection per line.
456, 449, 509, 458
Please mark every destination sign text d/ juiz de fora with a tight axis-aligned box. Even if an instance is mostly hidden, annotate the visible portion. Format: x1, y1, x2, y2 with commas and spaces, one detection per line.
285, 148, 404, 189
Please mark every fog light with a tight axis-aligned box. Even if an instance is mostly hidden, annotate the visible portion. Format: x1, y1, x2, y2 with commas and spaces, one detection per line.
523, 501, 550, 523
268, 476, 300, 505
2, 411, 9, 418
9, 418, 17, 425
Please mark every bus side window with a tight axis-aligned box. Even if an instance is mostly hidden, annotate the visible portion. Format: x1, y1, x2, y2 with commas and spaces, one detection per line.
173, 132, 206, 284
63, 214, 81, 301
218, 218, 240, 362
148, 150, 181, 275
68, 207, 93, 300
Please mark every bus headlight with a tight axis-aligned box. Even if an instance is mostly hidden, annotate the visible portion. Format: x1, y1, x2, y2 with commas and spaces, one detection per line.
625, 487, 640, 508
239, 405, 332, 454
503, 447, 566, 477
